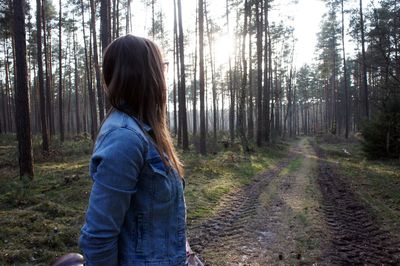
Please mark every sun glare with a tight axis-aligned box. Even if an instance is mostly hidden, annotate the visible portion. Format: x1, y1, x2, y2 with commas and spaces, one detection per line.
214, 33, 235, 67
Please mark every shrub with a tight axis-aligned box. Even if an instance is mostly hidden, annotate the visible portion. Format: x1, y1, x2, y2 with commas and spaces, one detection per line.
361, 99, 400, 159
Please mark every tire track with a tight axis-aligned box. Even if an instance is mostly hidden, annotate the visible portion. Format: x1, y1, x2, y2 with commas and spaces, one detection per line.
187, 154, 295, 264
313, 143, 400, 265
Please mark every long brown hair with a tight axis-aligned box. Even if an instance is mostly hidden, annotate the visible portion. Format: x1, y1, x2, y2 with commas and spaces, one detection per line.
103, 35, 183, 177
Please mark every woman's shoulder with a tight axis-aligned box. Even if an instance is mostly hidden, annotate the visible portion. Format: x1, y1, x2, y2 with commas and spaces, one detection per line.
99, 111, 145, 136
95, 110, 149, 151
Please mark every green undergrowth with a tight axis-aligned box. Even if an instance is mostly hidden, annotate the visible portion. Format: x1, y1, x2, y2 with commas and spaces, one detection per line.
315, 136, 400, 238
0, 135, 288, 265
183, 142, 288, 224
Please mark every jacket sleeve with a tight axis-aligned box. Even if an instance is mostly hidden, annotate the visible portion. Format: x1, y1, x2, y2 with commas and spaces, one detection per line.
79, 127, 147, 266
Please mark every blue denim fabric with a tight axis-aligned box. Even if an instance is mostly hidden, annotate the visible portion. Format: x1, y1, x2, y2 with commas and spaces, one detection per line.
79, 110, 186, 266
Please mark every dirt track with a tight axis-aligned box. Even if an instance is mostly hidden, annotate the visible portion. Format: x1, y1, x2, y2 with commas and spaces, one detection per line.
313, 143, 400, 265
188, 138, 400, 265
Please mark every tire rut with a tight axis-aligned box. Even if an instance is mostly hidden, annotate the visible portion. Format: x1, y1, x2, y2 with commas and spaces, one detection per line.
313, 143, 400, 265
187, 155, 295, 264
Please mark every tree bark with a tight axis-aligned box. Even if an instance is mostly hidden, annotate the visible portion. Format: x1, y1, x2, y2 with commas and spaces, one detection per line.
177, 0, 189, 150
58, 0, 64, 141
263, 0, 270, 142
81, 0, 98, 140
238, 0, 250, 152
90, 0, 105, 122
37, 0, 50, 153
341, 0, 349, 138
13, 0, 34, 178
199, 0, 206, 154
359, 0, 369, 119
256, 0, 263, 146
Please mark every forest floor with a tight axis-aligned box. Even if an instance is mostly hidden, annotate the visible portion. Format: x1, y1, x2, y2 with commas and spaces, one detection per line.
0, 135, 400, 265
0, 134, 287, 265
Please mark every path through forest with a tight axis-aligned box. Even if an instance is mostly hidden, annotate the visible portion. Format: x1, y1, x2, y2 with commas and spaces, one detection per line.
188, 138, 400, 265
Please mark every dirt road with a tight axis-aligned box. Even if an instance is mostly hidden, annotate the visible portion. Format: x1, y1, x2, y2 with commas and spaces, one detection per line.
187, 138, 400, 265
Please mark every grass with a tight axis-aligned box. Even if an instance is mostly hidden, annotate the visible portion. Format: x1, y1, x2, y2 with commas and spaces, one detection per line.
316, 136, 400, 238
0, 135, 288, 265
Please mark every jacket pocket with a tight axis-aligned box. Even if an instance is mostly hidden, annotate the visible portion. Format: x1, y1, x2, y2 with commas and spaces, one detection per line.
147, 156, 174, 203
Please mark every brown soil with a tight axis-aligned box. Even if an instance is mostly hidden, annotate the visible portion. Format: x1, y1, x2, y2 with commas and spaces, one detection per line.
187, 138, 400, 265
188, 139, 328, 265
313, 142, 400, 265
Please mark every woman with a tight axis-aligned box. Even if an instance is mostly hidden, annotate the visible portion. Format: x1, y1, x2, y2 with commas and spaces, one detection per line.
79, 35, 201, 266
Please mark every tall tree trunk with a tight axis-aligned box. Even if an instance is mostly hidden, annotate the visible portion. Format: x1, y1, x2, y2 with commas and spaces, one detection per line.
73, 30, 81, 134
341, 0, 349, 138
248, 9, 254, 140
227, 0, 235, 144
14, 0, 34, 178
58, 0, 64, 141
193, 8, 198, 137
101, 0, 110, 111
90, 0, 105, 122
204, 4, 217, 142
199, 0, 206, 154
81, 0, 98, 140
37, 0, 50, 153
126, 0, 132, 34
256, 0, 263, 146
359, 0, 369, 119
42, 0, 54, 137
173, 0, 181, 141
263, 0, 270, 142
177, 0, 189, 150
238, 0, 250, 152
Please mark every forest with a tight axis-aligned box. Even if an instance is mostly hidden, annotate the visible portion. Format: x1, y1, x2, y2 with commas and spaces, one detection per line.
1, 0, 400, 264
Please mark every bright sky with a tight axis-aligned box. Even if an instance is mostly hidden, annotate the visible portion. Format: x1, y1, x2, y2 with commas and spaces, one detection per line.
129, 0, 330, 68
33, 0, 360, 70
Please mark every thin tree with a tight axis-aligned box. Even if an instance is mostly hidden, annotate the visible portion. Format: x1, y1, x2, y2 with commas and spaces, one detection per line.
80, 0, 97, 139
58, 0, 64, 141
193, 7, 198, 137
359, 0, 369, 119
176, 0, 189, 150
13, 0, 34, 178
199, 0, 206, 154
341, 0, 349, 138
204, 3, 217, 142
238, 0, 250, 151
256, 0, 263, 146
263, 0, 270, 142
36, 0, 50, 153
90, 0, 105, 122
42, 0, 54, 136
73, 24, 81, 134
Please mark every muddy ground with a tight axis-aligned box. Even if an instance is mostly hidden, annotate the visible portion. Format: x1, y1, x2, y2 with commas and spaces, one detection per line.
187, 138, 400, 265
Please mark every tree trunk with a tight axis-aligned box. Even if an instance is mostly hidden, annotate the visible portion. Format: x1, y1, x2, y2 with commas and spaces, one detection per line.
91, 0, 105, 122
73, 30, 81, 134
193, 9, 198, 137
359, 0, 369, 119
199, 0, 206, 154
37, 0, 50, 153
13, 0, 34, 178
204, 4, 217, 143
42, 1, 55, 137
177, 0, 189, 150
58, 0, 64, 141
81, 0, 98, 140
256, 0, 263, 146
263, 0, 270, 142
341, 0, 349, 138
238, 0, 250, 152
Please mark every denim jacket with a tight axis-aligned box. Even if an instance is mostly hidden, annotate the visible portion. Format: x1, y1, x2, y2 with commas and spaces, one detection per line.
79, 110, 186, 265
